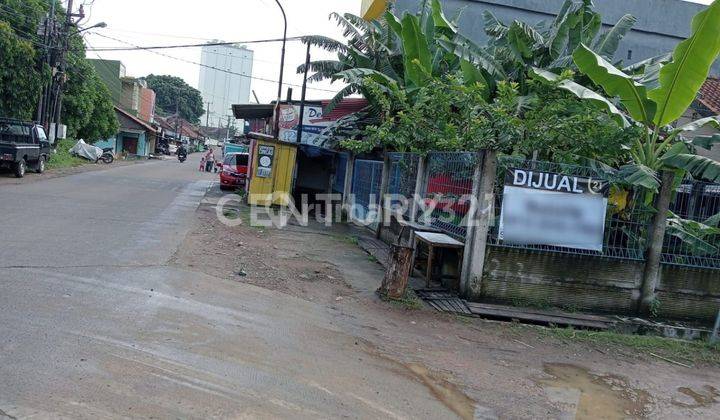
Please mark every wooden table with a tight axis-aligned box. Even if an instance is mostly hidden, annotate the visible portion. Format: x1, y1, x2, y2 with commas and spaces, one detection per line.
413, 231, 465, 287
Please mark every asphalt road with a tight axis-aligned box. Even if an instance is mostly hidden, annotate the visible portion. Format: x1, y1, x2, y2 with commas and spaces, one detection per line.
0, 155, 464, 419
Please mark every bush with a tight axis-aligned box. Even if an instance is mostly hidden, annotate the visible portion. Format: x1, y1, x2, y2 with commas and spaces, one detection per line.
47, 139, 87, 170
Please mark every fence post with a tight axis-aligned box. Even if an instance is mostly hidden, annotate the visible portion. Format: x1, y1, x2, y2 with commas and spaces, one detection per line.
711, 309, 720, 345
410, 155, 428, 223
638, 170, 675, 315
342, 153, 355, 219
376, 151, 392, 238
460, 149, 497, 299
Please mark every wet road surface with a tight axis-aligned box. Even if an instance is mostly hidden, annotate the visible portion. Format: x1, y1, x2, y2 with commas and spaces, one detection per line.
0, 156, 468, 419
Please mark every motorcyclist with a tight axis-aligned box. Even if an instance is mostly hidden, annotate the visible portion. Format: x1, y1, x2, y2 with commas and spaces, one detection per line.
177, 144, 188, 161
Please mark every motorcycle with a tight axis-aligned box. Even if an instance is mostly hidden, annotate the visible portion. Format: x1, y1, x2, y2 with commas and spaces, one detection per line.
98, 147, 114, 164
178, 152, 187, 163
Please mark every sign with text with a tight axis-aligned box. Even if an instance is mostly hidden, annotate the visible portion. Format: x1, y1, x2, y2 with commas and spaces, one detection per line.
499, 169, 609, 251
256, 145, 275, 178
278, 104, 330, 146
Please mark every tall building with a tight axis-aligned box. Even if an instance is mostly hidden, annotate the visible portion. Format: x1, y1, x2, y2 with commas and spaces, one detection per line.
198, 43, 254, 128
388, 0, 719, 76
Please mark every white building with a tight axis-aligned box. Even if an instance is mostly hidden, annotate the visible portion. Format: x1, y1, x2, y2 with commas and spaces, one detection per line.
198, 42, 254, 128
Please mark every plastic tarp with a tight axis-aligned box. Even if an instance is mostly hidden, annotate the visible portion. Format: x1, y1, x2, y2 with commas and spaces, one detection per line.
70, 139, 103, 161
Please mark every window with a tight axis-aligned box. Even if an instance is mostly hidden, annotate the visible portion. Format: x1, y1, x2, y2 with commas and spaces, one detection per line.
0, 122, 30, 143
225, 153, 249, 166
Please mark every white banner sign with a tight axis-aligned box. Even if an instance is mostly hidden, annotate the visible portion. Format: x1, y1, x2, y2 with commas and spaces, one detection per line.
499, 169, 609, 252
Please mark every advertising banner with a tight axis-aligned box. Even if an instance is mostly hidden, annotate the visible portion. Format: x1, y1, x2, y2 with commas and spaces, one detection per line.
256, 145, 275, 178
278, 104, 330, 146
499, 168, 609, 251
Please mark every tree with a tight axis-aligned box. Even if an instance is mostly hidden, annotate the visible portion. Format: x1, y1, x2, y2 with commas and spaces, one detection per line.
144, 74, 204, 124
440, 0, 637, 98
536, 0, 720, 314
0, 21, 43, 120
0, 0, 118, 141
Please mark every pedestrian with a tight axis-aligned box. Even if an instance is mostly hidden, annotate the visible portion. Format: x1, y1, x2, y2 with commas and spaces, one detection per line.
204, 148, 215, 172
199, 154, 206, 172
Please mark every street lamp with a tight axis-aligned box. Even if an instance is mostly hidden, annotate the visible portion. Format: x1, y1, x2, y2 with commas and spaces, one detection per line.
273, 0, 287, 139
75, 22, 107, 34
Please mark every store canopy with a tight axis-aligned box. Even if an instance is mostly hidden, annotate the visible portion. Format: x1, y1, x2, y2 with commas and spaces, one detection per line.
232, 104, 274, 120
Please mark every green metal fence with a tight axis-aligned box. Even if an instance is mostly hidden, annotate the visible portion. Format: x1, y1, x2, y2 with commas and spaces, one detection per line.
488, 157, 651, 261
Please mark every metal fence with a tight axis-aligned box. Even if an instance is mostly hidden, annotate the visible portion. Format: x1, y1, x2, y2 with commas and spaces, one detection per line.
488, 157, 651, 261
387, 152, 419, 219
664, 180, 720, 269
351, 159, 383, 229
420, 152, 478, 240
333, 152, 349, 194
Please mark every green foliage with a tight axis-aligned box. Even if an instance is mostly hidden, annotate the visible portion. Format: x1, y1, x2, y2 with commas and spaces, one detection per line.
0, 21, 43, 120
548, 327, 720, 366
649, 1, 720, 126
46, 138, 87, 170
144, 74, 204, 123
0, 0, 117, 140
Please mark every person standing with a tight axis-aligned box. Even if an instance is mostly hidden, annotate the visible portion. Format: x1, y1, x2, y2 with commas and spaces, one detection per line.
204, 148, 215, 172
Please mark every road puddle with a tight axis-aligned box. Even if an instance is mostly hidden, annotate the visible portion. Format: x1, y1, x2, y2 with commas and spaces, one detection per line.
357, 339, 477, 419
539, 363, 653, 419
672, 385, 719, 408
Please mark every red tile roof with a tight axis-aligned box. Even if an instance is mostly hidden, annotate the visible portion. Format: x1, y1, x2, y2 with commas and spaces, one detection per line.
698, 77, 720, 114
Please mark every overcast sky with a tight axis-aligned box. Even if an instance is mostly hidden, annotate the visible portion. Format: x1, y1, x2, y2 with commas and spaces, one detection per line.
81, 0, 361, 105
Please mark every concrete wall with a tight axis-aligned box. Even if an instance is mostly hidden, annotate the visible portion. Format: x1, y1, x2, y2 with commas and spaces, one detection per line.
394, 0, 720, 75
479, 246, 720, 323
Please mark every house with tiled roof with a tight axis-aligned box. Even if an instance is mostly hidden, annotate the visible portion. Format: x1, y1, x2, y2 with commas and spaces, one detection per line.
95, 106, 159, 157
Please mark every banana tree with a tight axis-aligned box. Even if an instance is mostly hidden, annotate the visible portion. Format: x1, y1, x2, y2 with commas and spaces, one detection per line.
440, 0, 636, 97
537, 0, 720, 314
298, 0, 461, 113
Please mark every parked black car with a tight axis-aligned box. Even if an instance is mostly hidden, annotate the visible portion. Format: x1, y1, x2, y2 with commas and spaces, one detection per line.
0, 118, 51, 178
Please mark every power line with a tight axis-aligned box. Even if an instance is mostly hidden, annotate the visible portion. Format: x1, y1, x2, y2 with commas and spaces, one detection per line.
85, 36, 305, 52
88, 32, 338, 93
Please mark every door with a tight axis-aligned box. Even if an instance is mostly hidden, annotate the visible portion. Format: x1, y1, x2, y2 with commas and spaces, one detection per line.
123, 137, 138, 154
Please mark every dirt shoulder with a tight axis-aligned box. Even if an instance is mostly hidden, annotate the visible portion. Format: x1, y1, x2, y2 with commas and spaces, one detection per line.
0, 158, 152, 186
172, 184, 720, 419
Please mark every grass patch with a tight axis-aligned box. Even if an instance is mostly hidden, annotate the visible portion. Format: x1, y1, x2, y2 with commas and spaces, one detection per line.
47, 139, 88, 170
344, 235, 359, 245
367, 254, 378, 263
547, 327, 720, 366
381, 289, 424, 310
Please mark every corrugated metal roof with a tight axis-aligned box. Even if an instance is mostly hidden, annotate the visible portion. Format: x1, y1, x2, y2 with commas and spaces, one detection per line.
319, 98, 368, 122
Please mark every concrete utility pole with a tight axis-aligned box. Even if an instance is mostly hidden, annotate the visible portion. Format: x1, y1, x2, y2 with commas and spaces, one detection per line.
37, 0, 57, 126
296, 42, 311, 144
205, 102, 212, 127
51, 0, 84, 143
272, 0, 287, 139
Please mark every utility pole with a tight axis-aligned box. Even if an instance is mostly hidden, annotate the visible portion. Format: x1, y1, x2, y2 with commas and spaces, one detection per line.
50, 0, 84, 143
205, 101, 212, 127
37, 0, 57, 126
272, 0, 287, 139
296, 42, 311, 144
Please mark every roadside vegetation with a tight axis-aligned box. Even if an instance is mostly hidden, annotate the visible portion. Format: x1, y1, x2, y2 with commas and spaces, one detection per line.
0, 1, 118, 141
47, 139, 87, 170
547, 327, 720, 367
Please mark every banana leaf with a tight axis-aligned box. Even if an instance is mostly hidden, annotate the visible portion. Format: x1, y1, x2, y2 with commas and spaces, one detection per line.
573, 44, 656, 124
648, 0, 720, 126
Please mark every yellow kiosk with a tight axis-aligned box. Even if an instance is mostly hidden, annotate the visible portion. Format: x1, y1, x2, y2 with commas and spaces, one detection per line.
247, 135, 297, 206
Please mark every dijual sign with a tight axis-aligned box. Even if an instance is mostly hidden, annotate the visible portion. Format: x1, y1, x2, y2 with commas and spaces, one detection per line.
499, 168, 609, 252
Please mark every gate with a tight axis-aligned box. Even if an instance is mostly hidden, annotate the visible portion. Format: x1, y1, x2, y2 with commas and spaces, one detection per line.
351, 159, 383, 228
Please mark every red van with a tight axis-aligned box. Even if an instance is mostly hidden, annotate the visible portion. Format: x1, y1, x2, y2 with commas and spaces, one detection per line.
219, 152, 249, 190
